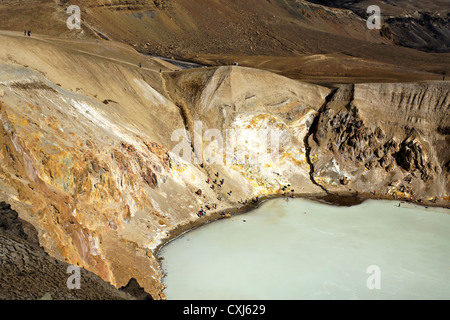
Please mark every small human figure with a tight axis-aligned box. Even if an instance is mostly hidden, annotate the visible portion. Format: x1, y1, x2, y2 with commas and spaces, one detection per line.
27, 30, 31, 36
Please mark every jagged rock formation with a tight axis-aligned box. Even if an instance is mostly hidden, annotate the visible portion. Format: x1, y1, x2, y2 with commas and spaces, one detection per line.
0, 201, 135, 299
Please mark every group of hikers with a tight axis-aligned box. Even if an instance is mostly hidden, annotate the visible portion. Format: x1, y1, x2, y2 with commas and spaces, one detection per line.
197, 203, 239, 218
198, 171, 227, 218
206, 171, 225, 191
351, 187, 431, 205
197, 171, 305, 219
238, 199, 248, 205
24, 30, 31, 36
198, 175, 301, 219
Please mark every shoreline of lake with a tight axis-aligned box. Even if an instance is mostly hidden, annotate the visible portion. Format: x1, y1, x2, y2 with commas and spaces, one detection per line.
157, 194, 450, 300
154, 190, 449, 259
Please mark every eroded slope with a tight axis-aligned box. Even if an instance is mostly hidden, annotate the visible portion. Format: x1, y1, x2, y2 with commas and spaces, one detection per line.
307, 82, 449, 203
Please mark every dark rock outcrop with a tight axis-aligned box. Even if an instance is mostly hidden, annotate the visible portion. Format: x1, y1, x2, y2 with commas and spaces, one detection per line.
119, 278, 154, 300
0, 202, 137, 300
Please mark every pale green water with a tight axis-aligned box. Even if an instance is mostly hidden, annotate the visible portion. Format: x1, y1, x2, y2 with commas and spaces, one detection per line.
158, 198, 450, 300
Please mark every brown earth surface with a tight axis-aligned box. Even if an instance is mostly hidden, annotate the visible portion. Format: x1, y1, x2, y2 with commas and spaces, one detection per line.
0, 0, 448, 301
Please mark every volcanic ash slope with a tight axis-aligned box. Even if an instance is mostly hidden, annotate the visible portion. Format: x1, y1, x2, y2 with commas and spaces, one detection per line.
0, 35, 335, 298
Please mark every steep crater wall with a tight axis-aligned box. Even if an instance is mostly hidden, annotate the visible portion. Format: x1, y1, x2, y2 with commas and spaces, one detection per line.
308, 82, 449, 205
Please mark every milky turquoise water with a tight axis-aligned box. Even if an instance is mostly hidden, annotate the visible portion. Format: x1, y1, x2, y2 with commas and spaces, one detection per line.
158, 198, 450, 300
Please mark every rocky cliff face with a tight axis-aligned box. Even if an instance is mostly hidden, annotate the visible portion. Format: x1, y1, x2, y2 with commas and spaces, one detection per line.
307, 82, 449, 202
0, 31, 448, 299
382, 13, 450, 53
1, 0, 448, 84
